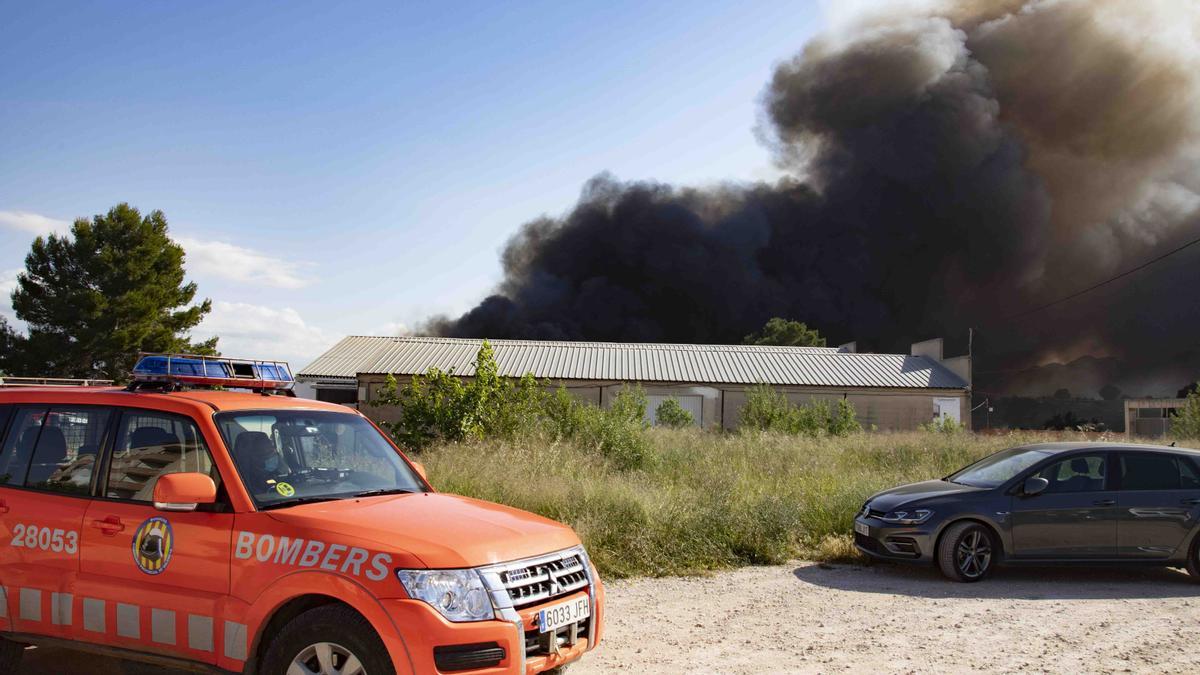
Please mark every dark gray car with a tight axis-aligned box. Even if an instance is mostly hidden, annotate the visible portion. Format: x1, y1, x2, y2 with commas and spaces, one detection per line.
854, 442, 1200, 582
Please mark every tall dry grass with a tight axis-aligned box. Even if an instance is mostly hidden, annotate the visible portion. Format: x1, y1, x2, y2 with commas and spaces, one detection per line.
420, 429, 1179, 578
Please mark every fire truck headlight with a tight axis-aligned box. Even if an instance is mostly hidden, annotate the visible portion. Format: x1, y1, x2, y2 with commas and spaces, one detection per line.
396, 568, 494, 622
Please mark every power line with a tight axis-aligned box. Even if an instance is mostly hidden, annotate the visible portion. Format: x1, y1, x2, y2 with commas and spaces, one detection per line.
999, 231, 1200, 322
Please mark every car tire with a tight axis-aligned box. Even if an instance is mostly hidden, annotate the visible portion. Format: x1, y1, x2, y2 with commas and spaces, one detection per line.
0, 636, 22, 672
260, 604, 394, 675
937, 521, 996, 583
1185, 532, 1200, 582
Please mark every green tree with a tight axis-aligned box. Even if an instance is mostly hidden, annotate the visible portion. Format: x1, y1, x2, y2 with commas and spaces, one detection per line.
0, 317, 19, 375
654, 398, 694, 428
1171, 387, 1200, 440
743, 318, 826, 347
10, 204, 216, 381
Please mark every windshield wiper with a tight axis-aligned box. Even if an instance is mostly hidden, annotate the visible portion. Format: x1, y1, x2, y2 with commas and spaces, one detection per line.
260, 496, 342, 511
353, 488, 421, 498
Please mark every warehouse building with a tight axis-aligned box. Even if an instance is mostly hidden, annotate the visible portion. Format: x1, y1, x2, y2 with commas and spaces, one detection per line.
1124, 398, 1187, 438
298, 336, 971, 431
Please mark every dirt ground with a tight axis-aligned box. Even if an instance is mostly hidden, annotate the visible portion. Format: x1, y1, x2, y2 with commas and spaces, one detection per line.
572, 562, 1200, 675
21, 562, 1200, 674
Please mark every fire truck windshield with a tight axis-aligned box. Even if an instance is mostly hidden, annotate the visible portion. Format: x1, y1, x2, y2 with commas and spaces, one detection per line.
215, 410, 426, 508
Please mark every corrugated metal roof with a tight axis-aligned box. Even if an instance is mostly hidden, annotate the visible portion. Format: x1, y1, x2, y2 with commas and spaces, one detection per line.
298, 336, 968, 390
295, 335, 396, 381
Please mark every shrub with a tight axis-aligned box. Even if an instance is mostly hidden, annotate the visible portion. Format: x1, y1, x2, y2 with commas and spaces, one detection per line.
829, 398, 862, 436
920, 415, 964, 434
371, 340, 522, 449
739, 384, 859, 436
372, 345, 652, 470
1171, 387, 1200, 440
739, 385, 797, 432
608, 384, 649, 428
654, 398, 694, 428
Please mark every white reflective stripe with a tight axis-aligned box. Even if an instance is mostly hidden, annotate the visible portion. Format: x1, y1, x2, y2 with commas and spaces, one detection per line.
83, 598, 106, 633
151, 608, 176, 645
223, 621, 248, 661
19, 589, 41, 622
51, 593, 72, 626
0, 587, 8, 619
188, 614, 214, 652
116, 603, 140, 639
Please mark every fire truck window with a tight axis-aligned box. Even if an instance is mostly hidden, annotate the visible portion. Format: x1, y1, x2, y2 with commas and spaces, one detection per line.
106, 411, 222, 502
0, 406, 12, 443
0, 407, 48, 486
25, 407, 113, 495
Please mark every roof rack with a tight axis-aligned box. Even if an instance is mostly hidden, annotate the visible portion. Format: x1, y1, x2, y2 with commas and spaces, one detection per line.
0, 377, 115, 388
129, 353, 295, 396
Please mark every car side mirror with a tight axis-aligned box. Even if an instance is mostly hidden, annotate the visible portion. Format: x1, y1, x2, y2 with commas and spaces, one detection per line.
153, 473, 218, 512
411, 461, 428, 482
1022, 476, 1049, 497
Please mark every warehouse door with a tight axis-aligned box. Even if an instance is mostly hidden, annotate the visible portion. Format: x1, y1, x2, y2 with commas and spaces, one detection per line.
934, 398, 961, 425
647, 395, 702, 427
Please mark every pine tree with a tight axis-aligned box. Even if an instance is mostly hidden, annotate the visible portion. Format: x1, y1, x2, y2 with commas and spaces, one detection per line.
0, 317, 19, 375
743, 317, 826, 347
10, 203, 216, 380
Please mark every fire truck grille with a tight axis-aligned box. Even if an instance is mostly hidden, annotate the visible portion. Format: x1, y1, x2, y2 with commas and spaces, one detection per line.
499, 551, 589, 608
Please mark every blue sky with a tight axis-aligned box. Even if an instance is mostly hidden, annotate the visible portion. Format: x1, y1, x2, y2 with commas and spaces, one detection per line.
0, 0, 824, 367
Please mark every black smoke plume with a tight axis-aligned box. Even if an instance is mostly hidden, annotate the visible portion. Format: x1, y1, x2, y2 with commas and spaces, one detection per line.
432, 0, 1200, 397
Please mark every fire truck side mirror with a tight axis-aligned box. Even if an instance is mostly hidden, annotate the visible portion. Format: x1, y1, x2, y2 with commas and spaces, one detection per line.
154, 472, 218, 512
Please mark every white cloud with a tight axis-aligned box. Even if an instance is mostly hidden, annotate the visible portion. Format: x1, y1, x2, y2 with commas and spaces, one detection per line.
376, 320, 410, 336
191, 301, 333, 369
0, 211, 70, 236
177, 237, 310, 289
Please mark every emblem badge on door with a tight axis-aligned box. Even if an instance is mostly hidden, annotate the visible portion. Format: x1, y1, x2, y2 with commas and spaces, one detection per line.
132, 516, 174, 575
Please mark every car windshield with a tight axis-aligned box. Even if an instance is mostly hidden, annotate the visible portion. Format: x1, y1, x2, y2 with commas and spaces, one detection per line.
946, 447, 1053, 488
215, 410, 425, 508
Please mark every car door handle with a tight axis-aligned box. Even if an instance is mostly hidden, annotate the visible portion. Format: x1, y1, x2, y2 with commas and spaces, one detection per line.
0, 499, 8, 515
1092, 499, 1115, 506
91, 516, 125, 535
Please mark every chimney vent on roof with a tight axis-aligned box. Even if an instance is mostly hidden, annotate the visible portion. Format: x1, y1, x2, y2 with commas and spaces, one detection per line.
910, 338, 944, 362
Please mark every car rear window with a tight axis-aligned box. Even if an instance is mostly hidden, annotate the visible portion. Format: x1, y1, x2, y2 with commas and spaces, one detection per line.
0, 406, 112, 494
1120, 453, 1182, 491
27, 407, 113, 494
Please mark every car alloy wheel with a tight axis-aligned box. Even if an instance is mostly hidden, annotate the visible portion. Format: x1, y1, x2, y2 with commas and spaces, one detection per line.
955, 529, 992, 579
288, 642, 366, 675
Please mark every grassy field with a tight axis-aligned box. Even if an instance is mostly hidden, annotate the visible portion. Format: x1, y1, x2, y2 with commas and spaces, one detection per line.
419, 428, 1172, 578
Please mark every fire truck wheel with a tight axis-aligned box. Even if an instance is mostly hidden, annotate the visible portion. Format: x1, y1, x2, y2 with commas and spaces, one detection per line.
0, 636, 22, 671
261, 604, 394, 675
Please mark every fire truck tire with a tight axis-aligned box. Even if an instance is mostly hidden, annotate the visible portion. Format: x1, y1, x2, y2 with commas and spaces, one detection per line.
260, 604, 394, 675
0, 636, 22, 671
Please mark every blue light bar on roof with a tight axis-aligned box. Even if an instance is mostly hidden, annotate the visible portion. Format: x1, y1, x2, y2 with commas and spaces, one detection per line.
132, 353, 294, 390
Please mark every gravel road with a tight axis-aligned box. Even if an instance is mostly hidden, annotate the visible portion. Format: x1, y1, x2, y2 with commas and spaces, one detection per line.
20, 562, 1200, 674
572, 562, 1200, 674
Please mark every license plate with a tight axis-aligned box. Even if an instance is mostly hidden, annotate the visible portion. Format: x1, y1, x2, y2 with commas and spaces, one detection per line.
538, 596, 590, 634
854, 521, 870, 536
